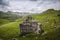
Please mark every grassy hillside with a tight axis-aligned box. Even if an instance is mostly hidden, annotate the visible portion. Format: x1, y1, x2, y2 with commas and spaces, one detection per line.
0, 19, 10, 26
0, 11, 21, 25
0, 9, 60, 40
33, 9, 60, 32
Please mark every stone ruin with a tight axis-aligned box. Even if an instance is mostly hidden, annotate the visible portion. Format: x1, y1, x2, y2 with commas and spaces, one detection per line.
20, 16, 44, 35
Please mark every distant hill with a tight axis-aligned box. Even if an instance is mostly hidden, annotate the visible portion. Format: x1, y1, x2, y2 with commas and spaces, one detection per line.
33, 9, 60, 32
0, 9, 60, 40
0, 11, 22, 25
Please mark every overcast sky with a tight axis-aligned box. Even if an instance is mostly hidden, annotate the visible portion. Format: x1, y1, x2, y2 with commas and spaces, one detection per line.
0, 0, 60, 13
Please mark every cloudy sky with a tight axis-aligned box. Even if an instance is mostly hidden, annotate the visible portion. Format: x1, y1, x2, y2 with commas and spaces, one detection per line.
0, 0, 60, 13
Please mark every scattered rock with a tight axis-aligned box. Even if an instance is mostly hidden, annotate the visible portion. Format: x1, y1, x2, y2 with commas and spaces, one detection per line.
46, 22, 49, 23
35, 37, 38, 39
57, 14, 60, 16
0, 38, 3, 40
12, 38, 18, 40
23, 36, 25, 38
54, 26, 57, 28
41, 31, 47, 36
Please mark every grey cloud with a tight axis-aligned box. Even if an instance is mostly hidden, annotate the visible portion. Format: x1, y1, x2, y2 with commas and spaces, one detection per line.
30, 0, 37, 1
0, 0, 60, 12
0, 0, 9, 11
0, 0, 9, 6
37, 0, 60, 5
9, 0, 60, 1
11, 0, 37, 1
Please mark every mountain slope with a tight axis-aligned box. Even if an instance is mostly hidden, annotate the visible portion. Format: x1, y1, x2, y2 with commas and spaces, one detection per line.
0, 9, 60, 40
0, 11, 21, 25
32, 9, 60, 32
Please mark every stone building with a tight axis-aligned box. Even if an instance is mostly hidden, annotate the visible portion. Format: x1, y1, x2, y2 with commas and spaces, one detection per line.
20, 16, 43, 35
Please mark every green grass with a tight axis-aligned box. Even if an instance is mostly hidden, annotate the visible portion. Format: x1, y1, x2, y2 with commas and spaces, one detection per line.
0, 19, 10, 26
0, 19, 23, 40
0, 11, 22, 26
0, 9, 60, 40
33, 10, 60, 32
